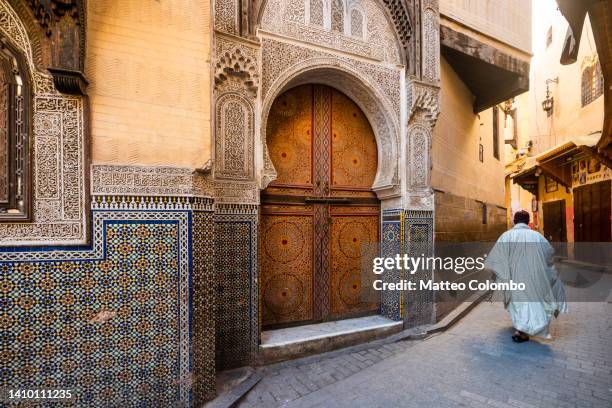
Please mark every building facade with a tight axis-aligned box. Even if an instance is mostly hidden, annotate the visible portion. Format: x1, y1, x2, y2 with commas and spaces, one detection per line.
1, 0, 534, 406
508, 0, 611, 254
432, 0, 531, 317
1, 0, 216, 406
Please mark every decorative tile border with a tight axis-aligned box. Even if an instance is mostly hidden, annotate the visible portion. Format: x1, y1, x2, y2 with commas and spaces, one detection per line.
0, 195, 216, 406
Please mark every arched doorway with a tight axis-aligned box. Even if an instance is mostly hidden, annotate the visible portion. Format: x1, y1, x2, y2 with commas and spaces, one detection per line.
261, 84, 380, 328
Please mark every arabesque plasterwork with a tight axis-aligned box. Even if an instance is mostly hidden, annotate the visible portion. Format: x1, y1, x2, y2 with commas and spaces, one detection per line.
0, 0, 87, 246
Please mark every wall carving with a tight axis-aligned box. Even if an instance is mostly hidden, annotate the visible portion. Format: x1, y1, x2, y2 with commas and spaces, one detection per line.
0, 1, 34, 70
379, 0, 413, 61
215, 0, 239, 34
0, 1, 87, 246
213, 181, 259, 204
260, 0, 401, 64
421, 1, 440, 83
215, 93, 254, 181
214, 46, 259, 96
91, 164, 214, 199
406, 81, 438, 211
214, 35, 259, 203
409, 124, 428, 188
260, 39, 400, 117
408, 81, 440, 126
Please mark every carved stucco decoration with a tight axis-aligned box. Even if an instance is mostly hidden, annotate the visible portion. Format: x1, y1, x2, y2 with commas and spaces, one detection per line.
91, 165, 214, 198
260, 38, 401, 120
405, 80, 439, 211
260, 0, 401, 65
407, 123, 429, 189
215, 46, 259, 97
252, 0, 415, 68
379, 0, 413, 62
215, 92, 254, 181
215, 0, 240, 35
260, 39, 401, 198
213, 35, 261, 203
420, 0, 440, 84
0, 0, 87, 246
408, 81, 440, 127
213, 181, 260, 204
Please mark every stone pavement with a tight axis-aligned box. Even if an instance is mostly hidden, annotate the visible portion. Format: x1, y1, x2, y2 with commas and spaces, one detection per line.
241, 299, 612, 407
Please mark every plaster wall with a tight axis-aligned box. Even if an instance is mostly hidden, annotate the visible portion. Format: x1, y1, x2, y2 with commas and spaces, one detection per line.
86, 0, 212, 168
432, 58, 505, 207
529, 0, 604, 154
439, 0, 531, 53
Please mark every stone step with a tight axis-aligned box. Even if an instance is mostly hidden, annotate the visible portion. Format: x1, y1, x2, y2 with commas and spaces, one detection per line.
257, 315, 403, 365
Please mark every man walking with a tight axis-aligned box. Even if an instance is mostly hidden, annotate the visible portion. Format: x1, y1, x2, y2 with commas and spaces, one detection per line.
485, 210, 568, 342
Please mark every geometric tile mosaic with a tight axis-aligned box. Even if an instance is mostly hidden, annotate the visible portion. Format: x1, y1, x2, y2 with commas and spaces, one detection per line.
214, 205, 258, 370
0, 196, 215, 407
380, 209, 402, 321
403, 210, 435, 328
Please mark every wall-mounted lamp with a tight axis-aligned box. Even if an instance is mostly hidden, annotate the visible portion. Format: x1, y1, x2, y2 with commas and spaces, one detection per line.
542, 77, 559, 114
502, 98, 515, 116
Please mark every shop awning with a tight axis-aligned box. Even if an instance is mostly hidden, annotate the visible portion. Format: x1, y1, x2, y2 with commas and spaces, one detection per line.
509, 133, 609, 194
535, 133, 611, 188
510, 157, 539, 196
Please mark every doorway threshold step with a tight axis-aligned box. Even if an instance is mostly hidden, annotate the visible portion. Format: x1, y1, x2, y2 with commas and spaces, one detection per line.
258, 315, 403, 365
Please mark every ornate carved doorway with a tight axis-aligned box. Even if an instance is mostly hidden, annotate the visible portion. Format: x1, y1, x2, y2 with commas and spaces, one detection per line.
261, 84, 380, 328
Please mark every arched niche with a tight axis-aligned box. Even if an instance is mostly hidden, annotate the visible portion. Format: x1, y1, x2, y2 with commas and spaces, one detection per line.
259, 60, 401, 199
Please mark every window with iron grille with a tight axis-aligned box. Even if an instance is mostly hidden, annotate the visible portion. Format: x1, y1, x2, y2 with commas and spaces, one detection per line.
0, 36, 31, 221
581, 61, 604, 107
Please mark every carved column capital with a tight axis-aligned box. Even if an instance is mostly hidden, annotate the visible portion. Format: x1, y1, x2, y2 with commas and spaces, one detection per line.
407, 80, 440, 128
214, 46, 260, 96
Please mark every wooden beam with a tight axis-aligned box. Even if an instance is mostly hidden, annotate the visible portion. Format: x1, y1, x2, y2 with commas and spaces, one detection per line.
577, 146, 612, 170
539, 162, 572, 188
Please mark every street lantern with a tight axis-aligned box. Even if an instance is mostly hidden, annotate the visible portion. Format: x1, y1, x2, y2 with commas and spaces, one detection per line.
542, 78, 559, 114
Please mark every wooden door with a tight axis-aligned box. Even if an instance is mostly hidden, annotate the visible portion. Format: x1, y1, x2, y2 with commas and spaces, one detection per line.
574, 180, 611, 263
574, 180, 611, 242
261, 85, 380, 328
543, 200, 566, 242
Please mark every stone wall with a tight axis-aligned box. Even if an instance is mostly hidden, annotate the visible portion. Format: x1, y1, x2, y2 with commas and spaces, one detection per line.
435, 190, 506, 242
434, 190, 505, 320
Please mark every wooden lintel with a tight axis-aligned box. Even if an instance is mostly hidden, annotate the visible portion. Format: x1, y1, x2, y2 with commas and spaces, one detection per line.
539, 162, 572, 188
577, 145, 612, 170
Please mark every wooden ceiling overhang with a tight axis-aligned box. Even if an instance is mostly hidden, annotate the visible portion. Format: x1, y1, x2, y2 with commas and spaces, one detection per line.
440, 25, 530, 113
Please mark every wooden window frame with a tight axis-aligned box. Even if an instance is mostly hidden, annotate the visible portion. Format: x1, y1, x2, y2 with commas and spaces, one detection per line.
582, 61, 604, 107
492, 106, 500, 160
0, 36, 32, 222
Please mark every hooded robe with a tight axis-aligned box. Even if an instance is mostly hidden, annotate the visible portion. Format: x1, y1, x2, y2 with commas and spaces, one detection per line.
484, 223, 568, 338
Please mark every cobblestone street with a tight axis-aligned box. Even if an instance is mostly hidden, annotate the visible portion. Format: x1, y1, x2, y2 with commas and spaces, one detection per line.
242, 274, 612, 407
